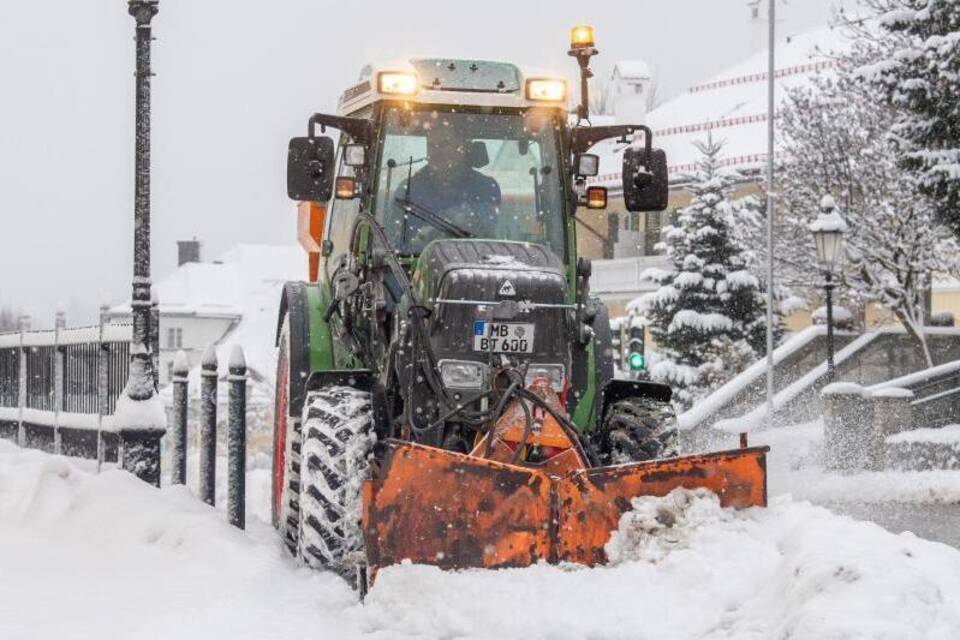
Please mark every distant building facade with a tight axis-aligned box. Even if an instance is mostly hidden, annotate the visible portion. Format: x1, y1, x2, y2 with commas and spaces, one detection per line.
108, 243, 305, 386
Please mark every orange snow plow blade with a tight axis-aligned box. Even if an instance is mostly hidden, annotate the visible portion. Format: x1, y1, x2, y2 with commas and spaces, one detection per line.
362, 441, 768, 575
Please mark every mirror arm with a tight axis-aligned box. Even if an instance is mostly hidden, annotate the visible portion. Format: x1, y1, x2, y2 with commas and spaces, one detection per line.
571, 124, 653, 155
309, 113, 374, 145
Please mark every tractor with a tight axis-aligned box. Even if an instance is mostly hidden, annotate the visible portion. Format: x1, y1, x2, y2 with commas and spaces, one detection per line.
273, 26, 768, 591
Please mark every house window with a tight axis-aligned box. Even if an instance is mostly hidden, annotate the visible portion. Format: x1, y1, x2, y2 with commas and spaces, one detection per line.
166, 327, 183, 349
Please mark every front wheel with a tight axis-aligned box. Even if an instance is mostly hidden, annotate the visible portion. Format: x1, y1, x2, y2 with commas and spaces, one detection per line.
602, 397, 679, 464
297, 385, 375, 584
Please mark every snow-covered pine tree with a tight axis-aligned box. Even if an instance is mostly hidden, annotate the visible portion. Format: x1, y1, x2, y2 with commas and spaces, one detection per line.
861, 0, 960, 236
637, 137, 769, 409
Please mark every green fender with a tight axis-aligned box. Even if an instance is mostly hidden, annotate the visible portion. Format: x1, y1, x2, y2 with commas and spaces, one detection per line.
276, 281, 336, 418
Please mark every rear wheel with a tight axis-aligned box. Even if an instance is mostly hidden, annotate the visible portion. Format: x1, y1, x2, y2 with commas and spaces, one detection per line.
603, 397, 679, 464
297, 385, 375, 582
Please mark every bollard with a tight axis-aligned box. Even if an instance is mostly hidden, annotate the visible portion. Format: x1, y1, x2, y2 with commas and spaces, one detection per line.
868, 387, 914, 470
118, 425, 166, 486
199, 345, 218, 506
821, 382, 870, 472
171, 350, 189, 485
227, 345, 246, 529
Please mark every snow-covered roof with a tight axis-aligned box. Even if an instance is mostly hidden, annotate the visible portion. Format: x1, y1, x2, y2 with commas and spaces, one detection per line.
110, 244, 303, 320
612, 60, 650, 80
590, 23, 851, 186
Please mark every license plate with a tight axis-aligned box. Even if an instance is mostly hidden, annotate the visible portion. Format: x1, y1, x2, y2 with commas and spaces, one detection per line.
473, 322, 535, 353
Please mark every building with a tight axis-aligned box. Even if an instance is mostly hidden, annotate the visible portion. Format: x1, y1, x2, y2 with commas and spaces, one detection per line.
583, 9, 844, 321
108, 242, 305, 386
583, 15, 960, 328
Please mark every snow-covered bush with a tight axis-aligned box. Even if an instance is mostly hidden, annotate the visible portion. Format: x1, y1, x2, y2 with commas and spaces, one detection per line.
633, 137, 776, 409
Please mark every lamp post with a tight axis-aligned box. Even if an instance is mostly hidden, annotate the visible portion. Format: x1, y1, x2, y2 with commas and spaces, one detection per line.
809, 195, 847, 382
114, 0, 165, 486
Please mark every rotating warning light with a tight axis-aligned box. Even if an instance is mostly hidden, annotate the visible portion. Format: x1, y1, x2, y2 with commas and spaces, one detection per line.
570, 25, 595, 50
378, 72, 418, 96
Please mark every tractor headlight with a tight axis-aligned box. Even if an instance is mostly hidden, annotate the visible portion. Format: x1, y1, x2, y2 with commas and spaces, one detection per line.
525, 78, 567, 102
525, 363, 565, 392
439, 360, 487, 390
378, 71, 418, 96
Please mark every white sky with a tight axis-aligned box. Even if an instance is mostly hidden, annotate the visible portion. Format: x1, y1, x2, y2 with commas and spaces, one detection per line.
0, 0, 850, 327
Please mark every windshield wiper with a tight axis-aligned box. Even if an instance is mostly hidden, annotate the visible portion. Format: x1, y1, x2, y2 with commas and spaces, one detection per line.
394, 195, 474, 239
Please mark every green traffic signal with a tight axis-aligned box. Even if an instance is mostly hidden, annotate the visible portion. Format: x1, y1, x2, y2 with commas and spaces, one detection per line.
628, 352, 645, 370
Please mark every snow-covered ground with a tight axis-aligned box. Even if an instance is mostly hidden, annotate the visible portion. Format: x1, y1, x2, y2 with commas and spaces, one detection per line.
3, 438, 960, 639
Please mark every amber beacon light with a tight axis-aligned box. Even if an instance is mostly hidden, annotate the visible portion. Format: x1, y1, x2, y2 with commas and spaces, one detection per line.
570, 25, 595, 50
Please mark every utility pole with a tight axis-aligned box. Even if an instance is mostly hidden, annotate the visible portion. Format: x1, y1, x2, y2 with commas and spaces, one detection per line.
115, 0, 166, 486
764, 0, 777, 426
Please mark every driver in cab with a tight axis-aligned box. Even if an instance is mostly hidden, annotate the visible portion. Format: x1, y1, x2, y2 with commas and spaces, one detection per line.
390, 124, 501, 246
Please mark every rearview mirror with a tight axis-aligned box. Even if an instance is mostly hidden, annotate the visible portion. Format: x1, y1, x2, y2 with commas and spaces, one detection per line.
287, 136, 335, 201
622, 147, 668, 212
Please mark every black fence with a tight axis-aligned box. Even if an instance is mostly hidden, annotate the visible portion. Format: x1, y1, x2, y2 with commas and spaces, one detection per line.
0, 322, 132, 460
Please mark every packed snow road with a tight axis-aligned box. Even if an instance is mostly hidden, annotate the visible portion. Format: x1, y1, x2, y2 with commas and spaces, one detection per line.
2, 440, 960, 640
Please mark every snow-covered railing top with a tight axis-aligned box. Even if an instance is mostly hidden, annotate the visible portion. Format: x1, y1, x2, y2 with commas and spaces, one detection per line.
678, 325, 825, 431
868, 359, 960, 393
0, 324, 132, 349
714, 331, 881, 433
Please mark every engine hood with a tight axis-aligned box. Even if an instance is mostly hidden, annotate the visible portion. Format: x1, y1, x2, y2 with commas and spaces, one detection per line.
411, 239, 570, 365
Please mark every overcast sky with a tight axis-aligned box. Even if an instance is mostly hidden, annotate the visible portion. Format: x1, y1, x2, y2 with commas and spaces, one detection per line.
0, 0, 850, 327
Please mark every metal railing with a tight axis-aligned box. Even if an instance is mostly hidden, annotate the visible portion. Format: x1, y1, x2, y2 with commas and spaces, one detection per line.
0, 314, 132, 461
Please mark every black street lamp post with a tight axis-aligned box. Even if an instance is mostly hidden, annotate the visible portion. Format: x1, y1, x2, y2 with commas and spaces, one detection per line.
115, 0, 165, 486
809, 195, 847, 383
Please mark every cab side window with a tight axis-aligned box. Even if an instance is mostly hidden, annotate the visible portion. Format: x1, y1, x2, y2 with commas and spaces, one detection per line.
324, 147, 361, 273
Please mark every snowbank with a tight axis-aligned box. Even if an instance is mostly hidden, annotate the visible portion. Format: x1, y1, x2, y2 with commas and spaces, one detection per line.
4, 440, 960, 639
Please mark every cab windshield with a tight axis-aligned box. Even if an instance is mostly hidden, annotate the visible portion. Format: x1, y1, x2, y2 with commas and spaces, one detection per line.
374, 106, 566, 256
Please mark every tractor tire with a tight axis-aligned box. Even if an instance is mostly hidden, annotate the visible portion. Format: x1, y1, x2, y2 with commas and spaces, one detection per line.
297, 385, 375, 582
603, 397, 679, 464
272, 318, 301, 556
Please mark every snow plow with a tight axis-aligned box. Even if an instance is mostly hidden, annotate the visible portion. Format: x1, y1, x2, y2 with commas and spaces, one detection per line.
273, 25, 768, 590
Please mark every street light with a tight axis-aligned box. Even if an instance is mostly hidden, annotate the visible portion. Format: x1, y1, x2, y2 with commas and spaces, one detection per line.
809, 195, 848, 381
113, 0, 166, 486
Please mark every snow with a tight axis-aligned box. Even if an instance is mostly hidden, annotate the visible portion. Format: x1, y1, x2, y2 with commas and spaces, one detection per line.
888, 425, 960, 446
869, 387, 915, 400
0, 332, 19, 348
612, 60, 650, 80
111, 392, 166, 432
716, 331, 880, 432
679, 326, 824, 431
173, 348, 189, 375
808, 210, 849, 233
812, 304, 853, 321
589, 23, 851, 181
869, 358, 960, 392
202, 343, 218, 369
228, 344, 246, 372
5, 439, 960, 639
821, 381, 865, 396
749, 419, 960, 504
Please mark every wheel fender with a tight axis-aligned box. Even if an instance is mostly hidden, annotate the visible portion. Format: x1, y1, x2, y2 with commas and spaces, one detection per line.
277, 281, 313, 419
599, 379, 672, 423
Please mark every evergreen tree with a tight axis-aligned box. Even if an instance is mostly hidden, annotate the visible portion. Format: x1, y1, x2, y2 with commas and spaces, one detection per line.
636, 138, 770, 409
862, 0, 960, 236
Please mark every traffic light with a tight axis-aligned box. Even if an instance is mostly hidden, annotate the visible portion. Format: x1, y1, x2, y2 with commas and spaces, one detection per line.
627, 324, 645, 371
